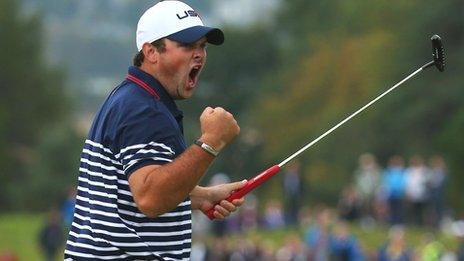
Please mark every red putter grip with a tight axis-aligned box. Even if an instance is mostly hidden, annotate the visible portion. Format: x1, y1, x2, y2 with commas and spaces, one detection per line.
204, 165, 281, 220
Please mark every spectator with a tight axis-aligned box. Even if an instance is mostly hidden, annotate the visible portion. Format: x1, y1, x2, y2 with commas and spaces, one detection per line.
382, 155, 407, 225
329, 220, 364, 260
338, 185, 362, 222
260, 240, 276, 260
458, 237, 464, 261
405, 155, 429, 226
354, 153, 381, 220
229, 238, 263, 260
373, 185, 390, 224
204, 237, 231, 260
305, 207, 333, 261
38, 208, 64, 261
298, 207, 313, 229
275, 235, 308, 261
283, 160, 304, 226
190, 237, 208, 261
191, 210, 211, 238
377, 225, 413, 261
263, 200, 285, 230
61, 186, 76, 230
239, 194, 259, 232
427, 154, 448, 227
419, 233, 444, 261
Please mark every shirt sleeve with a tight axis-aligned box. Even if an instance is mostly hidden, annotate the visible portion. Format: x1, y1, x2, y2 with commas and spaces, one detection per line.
111, 101, 179, 177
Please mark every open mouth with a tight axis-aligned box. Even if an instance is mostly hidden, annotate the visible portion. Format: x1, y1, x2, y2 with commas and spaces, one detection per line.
188, 66, 201, 87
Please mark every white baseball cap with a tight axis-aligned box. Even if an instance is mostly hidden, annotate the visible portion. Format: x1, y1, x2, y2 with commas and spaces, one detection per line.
136, 0, 224, 51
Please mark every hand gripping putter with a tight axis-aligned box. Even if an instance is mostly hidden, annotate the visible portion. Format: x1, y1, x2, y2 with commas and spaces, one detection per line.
204, 35, 445, 220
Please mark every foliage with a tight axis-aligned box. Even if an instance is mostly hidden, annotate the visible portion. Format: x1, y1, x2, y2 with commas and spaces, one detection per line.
0, 0, 81, 211
251, 0, 464, 209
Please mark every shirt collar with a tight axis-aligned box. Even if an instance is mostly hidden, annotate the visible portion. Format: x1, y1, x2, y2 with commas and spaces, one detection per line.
127, 66, 183, 119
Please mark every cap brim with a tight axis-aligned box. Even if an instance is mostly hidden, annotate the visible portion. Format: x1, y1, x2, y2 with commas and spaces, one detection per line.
167, 26, 224, 45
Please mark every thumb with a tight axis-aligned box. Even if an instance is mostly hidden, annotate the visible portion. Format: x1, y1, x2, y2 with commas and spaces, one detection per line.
226, 179, 248, 192
203, 106, 214, 114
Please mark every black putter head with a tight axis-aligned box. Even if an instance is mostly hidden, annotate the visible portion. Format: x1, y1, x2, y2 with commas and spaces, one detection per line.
431, 35, 445, 72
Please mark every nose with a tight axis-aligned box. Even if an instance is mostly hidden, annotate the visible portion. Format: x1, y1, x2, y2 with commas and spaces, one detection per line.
193, 45, 206, 60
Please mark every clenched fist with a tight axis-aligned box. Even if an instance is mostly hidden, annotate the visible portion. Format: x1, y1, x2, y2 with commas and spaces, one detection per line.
199, 107, 240, 152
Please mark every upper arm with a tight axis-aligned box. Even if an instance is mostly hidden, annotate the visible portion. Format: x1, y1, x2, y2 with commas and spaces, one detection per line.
108, 98, 179, 176
109, 99, 180, 216
128, 164, 162, 211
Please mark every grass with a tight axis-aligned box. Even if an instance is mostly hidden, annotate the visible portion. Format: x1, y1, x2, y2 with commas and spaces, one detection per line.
349, 224, 459, 253
0, 213, 460, 259
0, 213, 67, 260
0, 213, 44, 260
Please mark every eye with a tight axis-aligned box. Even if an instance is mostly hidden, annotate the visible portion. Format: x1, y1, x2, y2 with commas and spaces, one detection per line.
178, 42, 195, 49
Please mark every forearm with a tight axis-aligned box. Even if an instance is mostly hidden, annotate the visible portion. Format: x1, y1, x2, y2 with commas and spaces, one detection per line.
134, 145, 214, 217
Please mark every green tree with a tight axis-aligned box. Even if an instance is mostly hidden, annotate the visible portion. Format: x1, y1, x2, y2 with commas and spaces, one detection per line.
0, 0, 80, 210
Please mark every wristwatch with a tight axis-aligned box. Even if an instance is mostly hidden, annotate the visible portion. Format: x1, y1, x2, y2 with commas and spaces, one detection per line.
194, 140, 219, 157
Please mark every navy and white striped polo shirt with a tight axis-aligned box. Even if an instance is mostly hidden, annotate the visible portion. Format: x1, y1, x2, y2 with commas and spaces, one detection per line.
65, 66, 191, 260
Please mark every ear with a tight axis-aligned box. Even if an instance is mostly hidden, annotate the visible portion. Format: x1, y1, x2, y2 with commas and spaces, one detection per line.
141, 42, 159, 64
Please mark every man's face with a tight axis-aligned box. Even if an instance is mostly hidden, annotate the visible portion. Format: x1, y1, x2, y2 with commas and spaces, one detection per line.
155, 37, 207, 100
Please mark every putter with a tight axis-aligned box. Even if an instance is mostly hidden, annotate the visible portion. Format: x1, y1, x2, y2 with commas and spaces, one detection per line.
204, 35, 445, 220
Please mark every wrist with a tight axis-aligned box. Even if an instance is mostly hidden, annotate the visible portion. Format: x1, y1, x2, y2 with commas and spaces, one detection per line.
199, 134, 226, 152
194, 140, 219, 157
197, 134, 214, 149
190, 186, 210, 210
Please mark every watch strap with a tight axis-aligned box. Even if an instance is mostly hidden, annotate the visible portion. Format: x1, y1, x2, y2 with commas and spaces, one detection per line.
194, 140, 219, 157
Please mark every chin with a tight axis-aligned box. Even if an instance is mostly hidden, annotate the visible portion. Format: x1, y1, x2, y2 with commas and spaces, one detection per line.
182, 92, 194, 100
182, 87, 196, 99
175, 91, 194, 100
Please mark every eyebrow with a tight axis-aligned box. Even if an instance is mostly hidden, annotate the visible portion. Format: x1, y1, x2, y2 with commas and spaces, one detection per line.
178, 40, 207, 48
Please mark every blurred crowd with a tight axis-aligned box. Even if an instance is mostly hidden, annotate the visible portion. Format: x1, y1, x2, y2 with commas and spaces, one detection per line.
191, 203, 464, 261
191, 208, 464, 260
190, 154, 464, 261
341, 153, 448, 228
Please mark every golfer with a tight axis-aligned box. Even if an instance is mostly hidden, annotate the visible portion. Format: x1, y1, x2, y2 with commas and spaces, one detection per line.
65, 1, 245, 260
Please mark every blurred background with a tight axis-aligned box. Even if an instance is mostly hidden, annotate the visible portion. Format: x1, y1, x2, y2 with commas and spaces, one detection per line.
0, 0, 463, 260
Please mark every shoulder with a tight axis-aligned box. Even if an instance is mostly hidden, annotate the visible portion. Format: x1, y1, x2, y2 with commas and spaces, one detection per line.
101, 80, 171, 126
92, 80, 169, 139
109, 80, 159, 112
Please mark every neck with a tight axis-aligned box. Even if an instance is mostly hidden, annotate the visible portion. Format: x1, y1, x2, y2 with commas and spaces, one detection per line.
139, 63, 156, 78
139, 63, 172, 97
